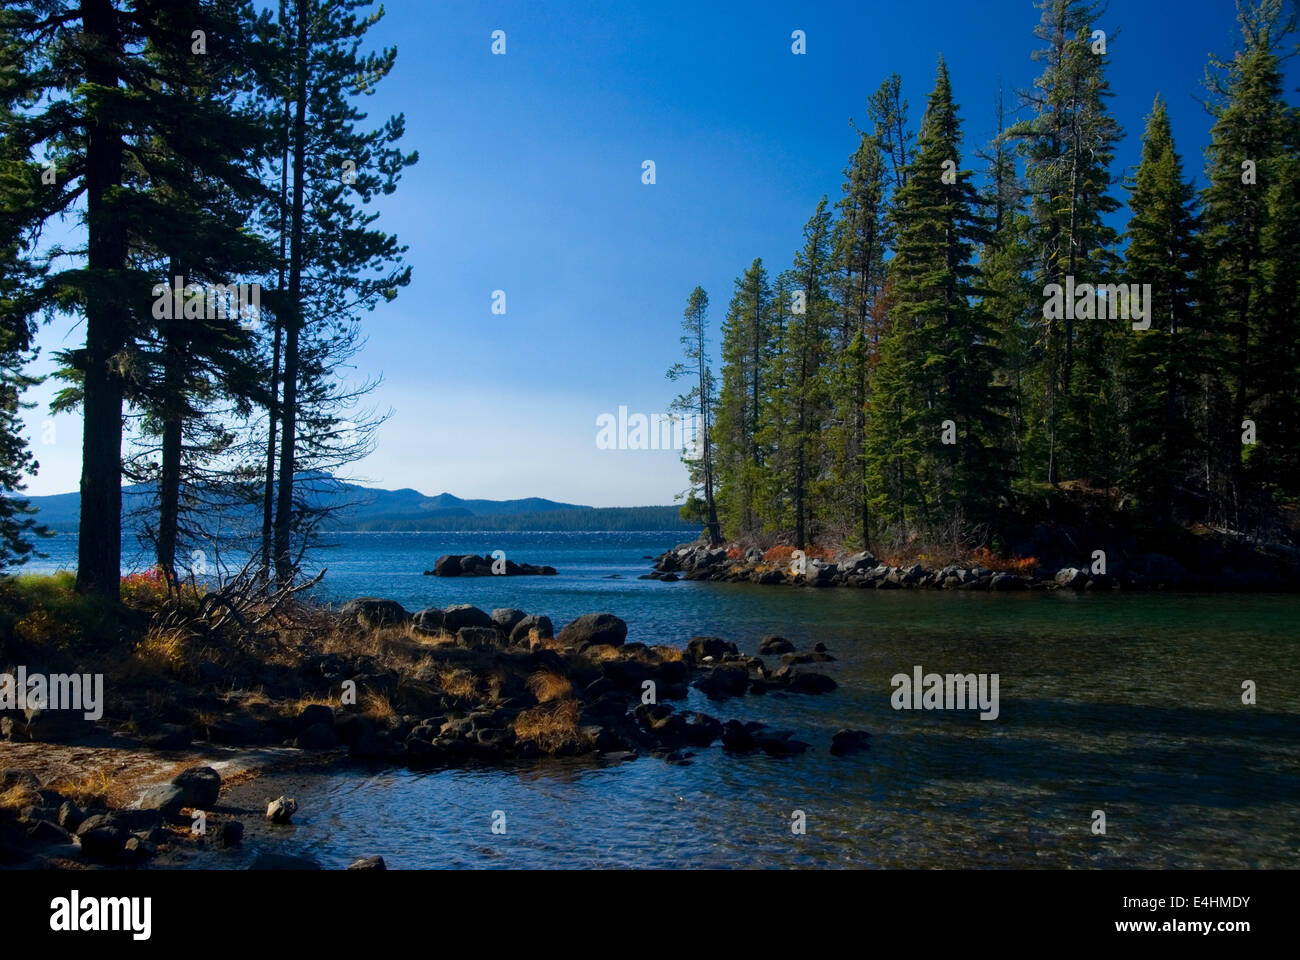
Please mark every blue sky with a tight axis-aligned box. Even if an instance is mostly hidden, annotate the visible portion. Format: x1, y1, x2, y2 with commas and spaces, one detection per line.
18, 0, 1297, 505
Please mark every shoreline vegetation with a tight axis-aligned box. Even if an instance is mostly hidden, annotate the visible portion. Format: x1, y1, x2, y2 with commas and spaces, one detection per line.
0, 570, 863, 869
648, 481, 1300, 592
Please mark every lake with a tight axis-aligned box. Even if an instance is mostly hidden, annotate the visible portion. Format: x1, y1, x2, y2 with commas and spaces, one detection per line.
21, 531, 1300, 868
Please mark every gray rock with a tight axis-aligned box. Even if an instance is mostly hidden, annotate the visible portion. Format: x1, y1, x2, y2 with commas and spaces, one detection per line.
266, 796, 297, 824
491, 608, 527, 634
1054, 567, 1090, 589
138, 783, 187, 819
348, 855, 387, 870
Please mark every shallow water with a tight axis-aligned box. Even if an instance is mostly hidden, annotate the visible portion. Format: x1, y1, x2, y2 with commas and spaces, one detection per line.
27, 531, 1300, 867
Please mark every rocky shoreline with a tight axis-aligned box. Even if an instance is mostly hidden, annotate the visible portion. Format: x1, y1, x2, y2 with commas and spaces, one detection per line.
1, 597, 866, 869
643, 538, 1300, 592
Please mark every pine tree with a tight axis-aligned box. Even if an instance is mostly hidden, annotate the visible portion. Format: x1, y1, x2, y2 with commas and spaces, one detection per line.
1201, 0, 1299, 521
2, 0, 273, 597
1120, 96, 1204, 522
667, 286, 721, 545
767, 199, 834, 548
270, 0, 416, 586
829, 132, 889, 549
978, 85, 1036, 483
867, 58, 1008, 541
714, 258, 773, 539
1012, 0, 1123, 487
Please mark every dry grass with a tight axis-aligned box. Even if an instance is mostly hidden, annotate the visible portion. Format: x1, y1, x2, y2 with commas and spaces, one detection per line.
278, 693, 337, 719
128, 626, 196, 678
47, 770, 114, 808
580, 643, 624, 662
526, 670, 572, 703
361, 691, 396, 720
0, 782, 41, 811
435, 666, 480, 700
513, 698, 586, 752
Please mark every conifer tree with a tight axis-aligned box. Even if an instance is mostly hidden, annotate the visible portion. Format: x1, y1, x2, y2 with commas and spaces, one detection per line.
867, 58, 1007, 539
1201, 0, 1299, 520
668, 286, 721, 545
1120, 96, 1204, 522
714, 259, 773, 538
1012, 0, 1123, 486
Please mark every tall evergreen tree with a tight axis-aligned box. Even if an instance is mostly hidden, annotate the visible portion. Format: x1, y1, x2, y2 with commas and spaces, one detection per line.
714, 259, 773, 539
668, 286, 721, 545
1012, 0, 1123, 487
1120, 96, 1204, 522
1201, 0, 1299, 521
867, 58, 1008, 541
2, 0, 273, 597
829, 132, 889, 549
766, 199, 834, 548
270, 0, 415, 586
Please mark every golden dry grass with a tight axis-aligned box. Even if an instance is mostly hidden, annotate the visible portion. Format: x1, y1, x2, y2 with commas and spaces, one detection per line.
361, 690, 396, 720
435, 666, 480, 700
0, 782, 41, 811
526, 670, 572, 703
513, 699, 586, 752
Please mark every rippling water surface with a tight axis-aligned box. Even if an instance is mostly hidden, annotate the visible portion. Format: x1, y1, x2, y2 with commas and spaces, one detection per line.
29, 531, 1300, 867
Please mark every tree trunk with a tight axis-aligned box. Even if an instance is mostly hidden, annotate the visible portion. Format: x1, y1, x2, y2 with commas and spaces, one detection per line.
75, 0, 127, 600
274, 0, 308, 588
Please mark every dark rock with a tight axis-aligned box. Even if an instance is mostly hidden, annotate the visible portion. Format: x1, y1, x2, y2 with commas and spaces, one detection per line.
27, 819, 75, 846
510, 614, 555, 646
432, 554, 462, 576
297, 722, 340, 750
56, 801, 84, 832
412, 607, 446, 635
348, 855, 387, 870
340, 597, 410, 629
138, 783, 186, 820
686, 636, 738, 664
78, 823, 126, 863
218, 820, 244, 848
788, 672, 837, 695
558, 613, 628, 649
172, 766, 221, 808
693, 664, 750, 700
830, 729, 872, 756
296, 703, 335, 731
491, 608, 528, 634
758, 635, 795, 655
441, 604, 493, 632
455, 625, 500, 648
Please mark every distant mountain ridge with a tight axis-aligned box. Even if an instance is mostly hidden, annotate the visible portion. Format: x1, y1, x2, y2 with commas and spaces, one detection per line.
19, 478, 694, 532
